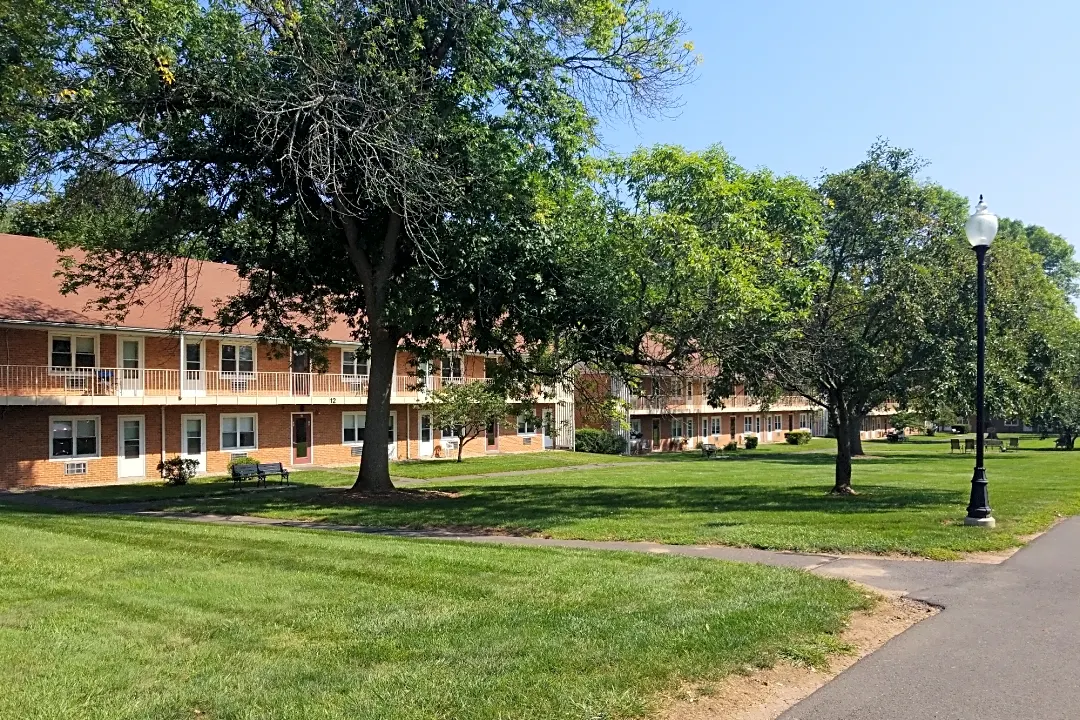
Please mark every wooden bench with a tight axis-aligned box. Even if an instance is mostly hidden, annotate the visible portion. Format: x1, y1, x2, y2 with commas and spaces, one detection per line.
701, 443, 718, 459
231, 462, 290, 487
985, 439, 1005, 452
1009, 437, 1020, 450
950, 438, 962, 453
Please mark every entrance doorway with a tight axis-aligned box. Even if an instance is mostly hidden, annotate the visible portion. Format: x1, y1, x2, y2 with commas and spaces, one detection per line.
291, 412, 313, 465
291, 349, 311, 397
419, 413, 433, 457
118, 338, 144, 396
542, 409, 554, 449
117, 415, 145, 478
180, 414, 206, 473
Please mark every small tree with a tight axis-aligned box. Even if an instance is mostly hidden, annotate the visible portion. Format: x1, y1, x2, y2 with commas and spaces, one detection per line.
425, 381, 510, 462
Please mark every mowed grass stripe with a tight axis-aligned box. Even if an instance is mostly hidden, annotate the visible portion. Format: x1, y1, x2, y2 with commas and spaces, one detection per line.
0, 512, 866, 720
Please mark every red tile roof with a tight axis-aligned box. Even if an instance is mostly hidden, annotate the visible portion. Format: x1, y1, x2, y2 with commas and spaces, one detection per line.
0, 234, 359, 341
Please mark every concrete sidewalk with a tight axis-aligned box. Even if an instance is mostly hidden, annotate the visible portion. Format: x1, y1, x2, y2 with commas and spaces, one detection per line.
780, 515, 1080, 720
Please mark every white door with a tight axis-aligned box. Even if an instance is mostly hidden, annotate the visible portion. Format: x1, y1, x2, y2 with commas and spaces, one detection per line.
418, 361, 434, 394
118, 416, 145, 478
118, 338, 144, 396
182, 341, 205, 396
387, 412, 398, 460
543, 409, 554, 449
180, 414, 206, 473
419, 413, 433, 457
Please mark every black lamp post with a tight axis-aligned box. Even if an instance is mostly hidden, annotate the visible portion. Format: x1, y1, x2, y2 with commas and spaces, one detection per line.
964, 195, 998, 528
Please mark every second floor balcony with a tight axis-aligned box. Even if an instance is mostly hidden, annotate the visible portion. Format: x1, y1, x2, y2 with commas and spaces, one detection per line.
631, 393, 813, 414
0, 365, 494, 406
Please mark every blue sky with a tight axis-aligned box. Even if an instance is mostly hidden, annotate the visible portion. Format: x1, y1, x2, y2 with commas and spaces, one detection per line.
602, 0, 1079, 251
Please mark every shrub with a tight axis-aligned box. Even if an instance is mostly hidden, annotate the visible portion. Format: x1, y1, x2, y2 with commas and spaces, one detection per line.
575, 428, 627, 455
744, 434, 759, 450
785, 429, 812, 445
227, 455, 256, 471
157, 456, 201, 486
723, 440, 738, 452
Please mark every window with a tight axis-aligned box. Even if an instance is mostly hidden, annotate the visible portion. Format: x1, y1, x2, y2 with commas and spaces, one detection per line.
630, 419, 642, 439
441, 355, 463, 380
684, 417, 695, 437
50, 334, 96, 370
342, 349, 368, 376
711, 417, 723, 435
221, 414, 257, 450
387, 412, 397, 444
799, 413, 809, 429
754, 416, 761, 433
343, 412, 366, 444
221, 343, 255, 374
185, 342, 202, 371
773, 415, 782, 431
517, 413, 537, 435
671, 418, 683, 438
50, 416, 99, 459
743, 416, 753, 433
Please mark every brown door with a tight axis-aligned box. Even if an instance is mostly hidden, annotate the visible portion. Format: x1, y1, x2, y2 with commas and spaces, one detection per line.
292, 413, 313, 465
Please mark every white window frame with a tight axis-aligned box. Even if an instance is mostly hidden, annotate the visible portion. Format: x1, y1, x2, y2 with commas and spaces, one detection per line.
630, 419, 642, 438
743, 416, 753, 433
219, 341, 257, 376
342, 411, 366, 445
341, 348, 369, 377
116, 335, 145, 371
671, 417, 684, 438
48, 415, 101, 460
517, 412, 538, 436
755, 415, 762, 433
220, 413, 258, 451
441, 354, 464, 380
47, 331, 99, 374
711, 417, 723, 435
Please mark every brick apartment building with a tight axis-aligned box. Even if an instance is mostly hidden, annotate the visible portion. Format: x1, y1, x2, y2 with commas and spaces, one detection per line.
0, 235, 571, 488
581, 371, 898, 453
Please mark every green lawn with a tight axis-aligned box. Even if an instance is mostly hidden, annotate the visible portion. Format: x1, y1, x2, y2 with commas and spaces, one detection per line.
389, 449, 638, 479
38, 451, 636, 504
28, 436, 1080, 559
0, 510, 867, 720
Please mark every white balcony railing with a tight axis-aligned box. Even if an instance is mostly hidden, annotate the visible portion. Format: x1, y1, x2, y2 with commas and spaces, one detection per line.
631, 393, 812, 413
0, 365, 493, 402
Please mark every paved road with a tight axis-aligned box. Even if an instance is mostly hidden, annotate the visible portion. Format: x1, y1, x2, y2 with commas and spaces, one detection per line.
781, 516, 1080, 720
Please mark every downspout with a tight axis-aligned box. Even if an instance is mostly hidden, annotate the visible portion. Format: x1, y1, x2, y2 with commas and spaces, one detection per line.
406, 404, 411, 459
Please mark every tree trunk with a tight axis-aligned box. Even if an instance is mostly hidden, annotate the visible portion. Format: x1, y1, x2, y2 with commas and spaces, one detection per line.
848, 417, 865, 457
830, 406, 856, 495
457, 435, 465, 462
353, 330, 397, 491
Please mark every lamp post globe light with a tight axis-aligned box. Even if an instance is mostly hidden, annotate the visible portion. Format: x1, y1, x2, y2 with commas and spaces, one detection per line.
964, 195, 998, 528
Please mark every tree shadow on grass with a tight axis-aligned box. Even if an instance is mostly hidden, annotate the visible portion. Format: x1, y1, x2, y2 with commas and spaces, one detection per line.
3, 481, 968, 538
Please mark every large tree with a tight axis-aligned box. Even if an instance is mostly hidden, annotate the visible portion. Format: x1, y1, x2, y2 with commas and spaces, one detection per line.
996, 218, 1080, 299
552, 144, 822, 395
2, 0, 695, 490
764, 142, 971, 494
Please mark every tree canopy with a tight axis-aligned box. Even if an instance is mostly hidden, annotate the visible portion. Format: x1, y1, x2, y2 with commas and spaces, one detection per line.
1, 0, 696, 490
